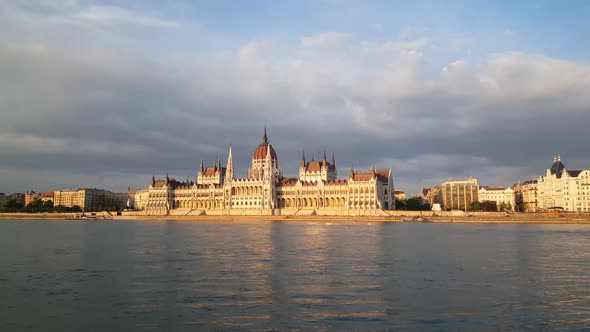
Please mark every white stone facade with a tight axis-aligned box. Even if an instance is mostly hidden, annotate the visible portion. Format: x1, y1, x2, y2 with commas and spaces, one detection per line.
478, 187, 515, 211
145, 129, 395, 216
538, 156, 590, 212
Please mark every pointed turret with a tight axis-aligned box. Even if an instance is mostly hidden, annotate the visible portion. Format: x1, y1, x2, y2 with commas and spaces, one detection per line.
331, 152, 336, 169
165, 173, 169, 184
301, 150, 306, 169
225, 145, 234, 181
350, 165, 354, 178
322, 149, 327, 168
199, 159, 204, 174
217, 155, 221, 173
152, 174, 156, 186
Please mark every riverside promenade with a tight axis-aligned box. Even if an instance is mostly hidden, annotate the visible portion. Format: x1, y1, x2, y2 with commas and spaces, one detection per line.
2, 212, 590, 224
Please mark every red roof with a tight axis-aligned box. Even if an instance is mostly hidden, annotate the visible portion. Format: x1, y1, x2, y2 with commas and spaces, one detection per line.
307, 161, 321, 172
204, 167, 217, 176
252, 143, 277, 161
353, 174, 373, 181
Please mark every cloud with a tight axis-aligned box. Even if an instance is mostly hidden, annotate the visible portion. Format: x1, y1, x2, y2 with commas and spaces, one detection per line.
1, 0, 177, 29
1, 33, 590, 194
360, 38, 430, 55
503, 28, 516, 37
301, 32, 351, 48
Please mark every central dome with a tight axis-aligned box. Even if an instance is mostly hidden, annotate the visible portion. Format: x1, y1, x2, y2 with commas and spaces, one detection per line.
252, 127, 278, 161
253, 142, 277, 160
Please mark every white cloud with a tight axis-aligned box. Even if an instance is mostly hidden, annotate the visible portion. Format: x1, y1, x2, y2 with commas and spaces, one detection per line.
72, 5, 178, 28
1, 1, 177, 29
360, 38, 430, 55
503, 28, 516, 37
301, 32, 351, 48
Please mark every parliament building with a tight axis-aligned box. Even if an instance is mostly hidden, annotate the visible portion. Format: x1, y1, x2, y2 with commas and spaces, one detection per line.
145, 129, 395, 216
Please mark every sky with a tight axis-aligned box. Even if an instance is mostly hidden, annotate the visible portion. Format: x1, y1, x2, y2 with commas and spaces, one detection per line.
1, 0, 590, 195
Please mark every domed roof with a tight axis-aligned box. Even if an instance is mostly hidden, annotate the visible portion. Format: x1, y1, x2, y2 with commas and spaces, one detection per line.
252, 127, 278, 161
253, 143, 277, 160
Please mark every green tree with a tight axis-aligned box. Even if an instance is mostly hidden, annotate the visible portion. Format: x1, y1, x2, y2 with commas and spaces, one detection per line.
480, 201, 498, 212
395, 198, 407, 210
5, 199, 24, 212
468, 201, 481, 211
43, 200, 54, 212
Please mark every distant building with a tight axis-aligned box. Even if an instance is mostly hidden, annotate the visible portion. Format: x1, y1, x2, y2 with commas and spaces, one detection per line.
423, 187, 441, 207
513, 180, 538, 212
112, 192, 133, 210
8, 193, 25, 205
394, 190, 406, 200
134, 189, 149, 210
538, 156, 590, 212
478, 186, 515, 211
440, 179, 478, 211
41, 192, 54, 203
54, 189, 112, 212
24, 191, 42, 206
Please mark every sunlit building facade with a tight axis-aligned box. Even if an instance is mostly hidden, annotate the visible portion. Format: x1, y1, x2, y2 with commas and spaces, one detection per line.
145, 129, 395, 216
538, 156, 590, 212
478, 186, 515, 211
439, 178, 479, 211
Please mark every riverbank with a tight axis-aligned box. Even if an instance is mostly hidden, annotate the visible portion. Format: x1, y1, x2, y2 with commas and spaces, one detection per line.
2, 212, 590, 224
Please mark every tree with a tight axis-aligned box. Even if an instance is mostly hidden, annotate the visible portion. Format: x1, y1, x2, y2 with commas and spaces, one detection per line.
4, 199, 24, 212
480, 201, 498, 212
395, 198, 407, 210
468, 201, 480, 211
403, 197, 430, 211
43, 200, 54, 212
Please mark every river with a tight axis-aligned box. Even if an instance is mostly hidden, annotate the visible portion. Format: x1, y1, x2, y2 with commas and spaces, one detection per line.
1, 220, 589, 331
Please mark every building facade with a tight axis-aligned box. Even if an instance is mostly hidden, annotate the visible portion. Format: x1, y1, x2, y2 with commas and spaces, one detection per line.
513, 180, 538, 212
478, 186, 515, 211
54, 188, 112, 211
538, 156, 590, 212
145, 129, 395, 216
134, 189, 150, 210
439, 179, 478, 211
24, 191, 42, 206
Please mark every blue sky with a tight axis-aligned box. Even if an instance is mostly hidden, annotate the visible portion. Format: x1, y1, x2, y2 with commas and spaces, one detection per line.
1, 0, 590, 194
63, 0, 590, 59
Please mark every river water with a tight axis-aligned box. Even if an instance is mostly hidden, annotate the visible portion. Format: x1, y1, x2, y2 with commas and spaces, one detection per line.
1, 220, 589, 331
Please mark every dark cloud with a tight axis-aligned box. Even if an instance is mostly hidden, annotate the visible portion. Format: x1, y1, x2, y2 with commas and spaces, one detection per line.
1, 20, 590, 195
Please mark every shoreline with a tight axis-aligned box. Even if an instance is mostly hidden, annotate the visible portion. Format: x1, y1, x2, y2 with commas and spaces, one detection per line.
1, 213, 590, 224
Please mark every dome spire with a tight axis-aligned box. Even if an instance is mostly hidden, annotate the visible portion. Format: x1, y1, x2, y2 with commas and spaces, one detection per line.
263, 125, 268, 144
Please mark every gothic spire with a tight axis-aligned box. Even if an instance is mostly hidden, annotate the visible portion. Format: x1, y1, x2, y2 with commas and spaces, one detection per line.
301, 150, 306, 168
331, 152, 336, 168
199, 159, 204, 174
263, 125, 268, 144
225, 145, 234, 181
350, 164, 354, 178
322, 149, 327, 168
